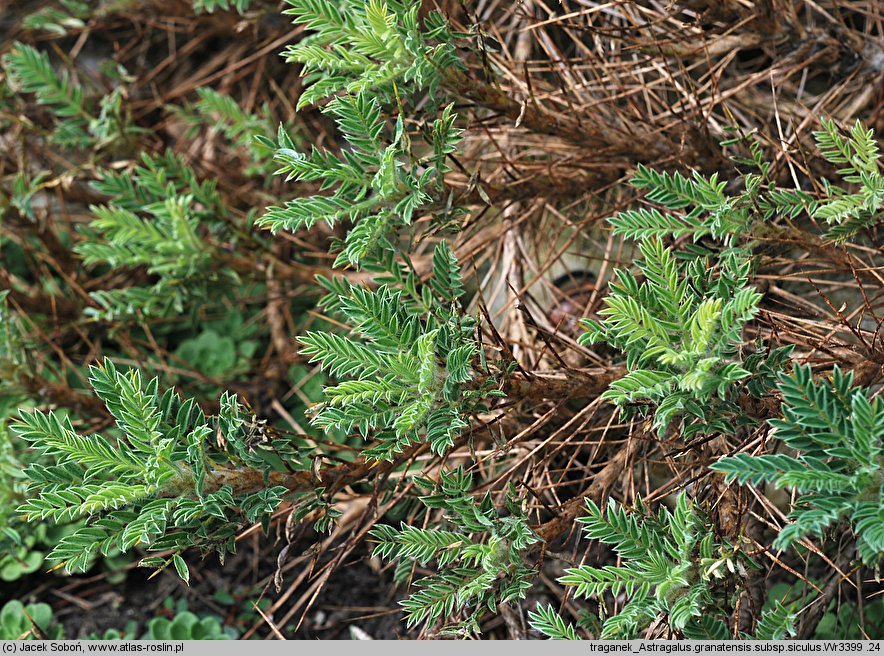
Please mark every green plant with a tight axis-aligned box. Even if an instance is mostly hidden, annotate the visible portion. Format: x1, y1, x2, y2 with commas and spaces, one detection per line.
0, 538, 44, 581
0, 405, 44, 581
280, 0, 462, 106
579, 241, 766, 436
712, 363, 884, 564
764, 582, 884, 640
1, 12, 326, 588
300, 243, 494, 460
171, 87, 276, 174
82, 599, 239, 639
564, 121, 882, 638
2, 42, 134, 149
528, 493, 796, 640
370, 466, 539, 635
256, 0, 464, 268
578, 121, 881, 437
192, 0, 253, 13
812, 117, 883, 241
14, 358, 309, 577
86, 623, 138, 640
258, 94, 462, 268
143, 610, 238, 640
78, 150, 242, 320
814, 597, 884, 640
605, 147, 815, 245
1, 311, 72, 581
576, 139, 817, 438
0, 600, 62, 640
4, 0, 483, 583
173, 310, 259, 380
527, 605, 581, 640
6, 0, 884, 641
21, 1, 92, 35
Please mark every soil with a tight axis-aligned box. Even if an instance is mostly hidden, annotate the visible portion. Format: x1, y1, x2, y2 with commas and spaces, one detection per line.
1, 535, 411, 640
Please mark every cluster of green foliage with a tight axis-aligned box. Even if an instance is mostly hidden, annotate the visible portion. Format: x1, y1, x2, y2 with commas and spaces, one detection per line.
0, 598, 238, 640
529, 494, 796, 640
15, 358, 310, 577
713, 364, 884, 564
370, 467, 539, 635
812, 118, 883, 240
280, 0, 462, 105
0, 295, 100, 583
259, 0, 465, 268
140, 603, 239, 640
4, 0, 499, 610
2, 42, 135, 149
765, 582, 884, 640
553, 121, 884, 637
578, 127, 881, 446
0, 601, 61, 640
580, 240, 765, 436
0, 0, 303, 597
172, 87, 276, 174
300, 243, 489, 460
3, 0, 883, 641
0, 411, 44, 581
579, 146, 815, 438
77, 150, 241, 320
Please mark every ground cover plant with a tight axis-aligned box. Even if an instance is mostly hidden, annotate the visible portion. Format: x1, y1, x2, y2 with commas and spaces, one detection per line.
1, 0, 883, 640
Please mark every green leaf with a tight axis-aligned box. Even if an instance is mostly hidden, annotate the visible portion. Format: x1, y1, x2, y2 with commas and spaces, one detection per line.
172, 554, 190, 584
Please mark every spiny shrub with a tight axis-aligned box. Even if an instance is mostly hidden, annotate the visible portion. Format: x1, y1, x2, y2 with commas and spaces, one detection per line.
300, 242, 496, 461
528, 493, 797, 640
370, 467, 539, 635
580, 242, 764, 436
713, 364, 884, 564
2, 42, 133, 148
257, 0, 464, 267
14, 359, 308, 576
4, 0, 884, 641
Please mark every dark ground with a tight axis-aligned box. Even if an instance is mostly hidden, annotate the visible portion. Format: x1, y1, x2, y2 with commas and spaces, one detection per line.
1, 534, 409, 640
